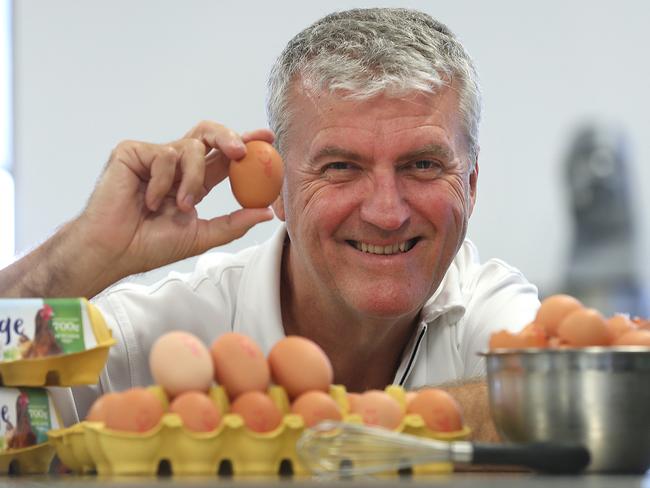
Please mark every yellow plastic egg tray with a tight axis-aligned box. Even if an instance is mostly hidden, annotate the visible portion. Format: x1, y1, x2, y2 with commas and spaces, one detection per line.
0, 300, 116, 387
48, 384, 470, 477
0, 443, 56, 475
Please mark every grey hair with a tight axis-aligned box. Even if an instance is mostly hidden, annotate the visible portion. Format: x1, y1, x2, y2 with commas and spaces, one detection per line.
266, 8, 482, 166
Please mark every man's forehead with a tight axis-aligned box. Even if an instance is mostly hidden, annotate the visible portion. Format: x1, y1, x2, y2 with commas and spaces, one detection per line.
291, 85, 457, 122
284, 84, 463, 156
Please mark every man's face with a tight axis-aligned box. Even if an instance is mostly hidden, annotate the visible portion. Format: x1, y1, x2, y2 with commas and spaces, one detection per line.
273, 86, 478, 321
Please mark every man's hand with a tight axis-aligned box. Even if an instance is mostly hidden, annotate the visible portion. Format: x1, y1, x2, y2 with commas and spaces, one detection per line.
0, 122, 276, 298
439, 379, 532, 472
438, 378, 500, 442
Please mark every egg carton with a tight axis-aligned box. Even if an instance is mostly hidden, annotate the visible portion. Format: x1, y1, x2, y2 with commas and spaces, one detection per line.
0, 442, 56, 475
0, 387, 64, 474
0, 299, 116, 387
48, 384, 470, 477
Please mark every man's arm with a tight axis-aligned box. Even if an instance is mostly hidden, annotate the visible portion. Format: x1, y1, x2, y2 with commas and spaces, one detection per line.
0, 123, 275, 299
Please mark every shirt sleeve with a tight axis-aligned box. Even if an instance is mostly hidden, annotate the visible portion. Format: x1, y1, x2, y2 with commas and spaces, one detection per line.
458, 258, 540, 378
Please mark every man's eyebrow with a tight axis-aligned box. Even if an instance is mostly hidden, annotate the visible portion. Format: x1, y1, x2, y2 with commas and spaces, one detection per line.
309, 143, 455, 166
398, 143, 454, 162
310, 146, 363, 164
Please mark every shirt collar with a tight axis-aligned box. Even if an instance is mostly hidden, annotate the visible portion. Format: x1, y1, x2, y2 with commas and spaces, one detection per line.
392, 250, 468, 385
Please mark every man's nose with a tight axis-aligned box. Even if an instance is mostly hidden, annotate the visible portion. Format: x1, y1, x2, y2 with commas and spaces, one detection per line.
359, 170, 411, 230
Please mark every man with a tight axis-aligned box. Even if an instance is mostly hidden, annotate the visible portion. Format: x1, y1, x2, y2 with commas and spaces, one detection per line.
0, 8, 538, 439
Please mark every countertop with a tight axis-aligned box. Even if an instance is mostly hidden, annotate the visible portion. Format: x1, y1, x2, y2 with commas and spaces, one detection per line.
1, 472, 649, 488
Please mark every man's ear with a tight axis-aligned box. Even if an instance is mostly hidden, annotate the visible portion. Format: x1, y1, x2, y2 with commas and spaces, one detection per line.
468, 158, 479, 216
272, 188, 286, 221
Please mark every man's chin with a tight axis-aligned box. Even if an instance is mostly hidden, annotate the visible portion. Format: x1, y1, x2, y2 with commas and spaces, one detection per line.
348, 296, 423, 323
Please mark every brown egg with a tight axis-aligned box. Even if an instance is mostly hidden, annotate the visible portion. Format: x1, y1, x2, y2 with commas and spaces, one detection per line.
557, 308, 610, 347
210, 332, 270, 399
405, 391, 418, 408
406, 388, 463, 432
268, 336, 333, 399
149, 331, 214, 398
229, 391, 283, 433
535, 294, 584, 337
346, 392, 361, 413
606, 314, 635, 341
169, 391, 222, 432
104, 388, 165, 433
489, 330, 520, 350
548, 336, 571, 348
86, 393, 120, 422
352, 390, 403, 430
229, 140, 284, 208
613, 329, 650, 346
291, 391, 343, 427
489, 324, 546, 350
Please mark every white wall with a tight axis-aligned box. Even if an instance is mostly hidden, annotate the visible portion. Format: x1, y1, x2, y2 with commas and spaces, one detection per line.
12, 0, 650, 294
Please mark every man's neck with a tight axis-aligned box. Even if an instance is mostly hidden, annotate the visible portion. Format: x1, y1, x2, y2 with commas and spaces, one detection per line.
279, 241, 421, 392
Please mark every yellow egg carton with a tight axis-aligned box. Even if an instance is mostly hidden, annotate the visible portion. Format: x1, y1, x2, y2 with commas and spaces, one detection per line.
48, 384, 469, 477
0, 298, 116, 387
0, 387, 64, 474
0, 442, 56, 475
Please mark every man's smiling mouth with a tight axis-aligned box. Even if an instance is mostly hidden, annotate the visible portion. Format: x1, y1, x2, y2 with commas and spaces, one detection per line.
346, 238, 420, 255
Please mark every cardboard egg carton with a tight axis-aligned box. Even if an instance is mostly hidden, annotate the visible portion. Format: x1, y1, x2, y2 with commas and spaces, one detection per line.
0, 298, 115, 387
0, 387, 62, 474
0, 298, 115, 475
48, 384, 470, 476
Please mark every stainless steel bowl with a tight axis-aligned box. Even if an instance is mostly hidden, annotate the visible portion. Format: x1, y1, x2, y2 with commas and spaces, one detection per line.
483, 347, 650, 473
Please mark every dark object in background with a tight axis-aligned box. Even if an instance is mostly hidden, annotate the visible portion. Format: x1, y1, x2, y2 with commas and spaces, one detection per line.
563, 122, 648, 317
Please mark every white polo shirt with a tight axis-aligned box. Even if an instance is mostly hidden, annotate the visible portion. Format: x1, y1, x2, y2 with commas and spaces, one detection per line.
50, 224, 539, 426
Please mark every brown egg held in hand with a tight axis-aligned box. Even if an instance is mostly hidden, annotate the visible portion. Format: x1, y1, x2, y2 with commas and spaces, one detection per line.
557, 308, 610, 347
229, 140, 284, 208
211, 332, 270, 399
229, 391, 283, 433
149, 331, 214, 398
268, 336, 334, 399
406, 388, 463, 432
535, 294, 584, 337
291, 391, 343, 427
352, 390, 403, 430
104, 388, 165, 433
170, 391, 222, 432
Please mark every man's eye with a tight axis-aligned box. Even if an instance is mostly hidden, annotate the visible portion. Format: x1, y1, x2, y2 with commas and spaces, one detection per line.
414, 160, 437, 170
324, 162, 353, 171
402, 160, 444, 179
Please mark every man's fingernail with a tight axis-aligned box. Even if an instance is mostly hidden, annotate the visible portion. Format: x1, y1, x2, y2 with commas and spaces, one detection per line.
183, 194, 194, 207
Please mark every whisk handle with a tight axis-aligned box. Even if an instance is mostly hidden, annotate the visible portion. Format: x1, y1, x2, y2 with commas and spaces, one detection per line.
469, 442, 591, 473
